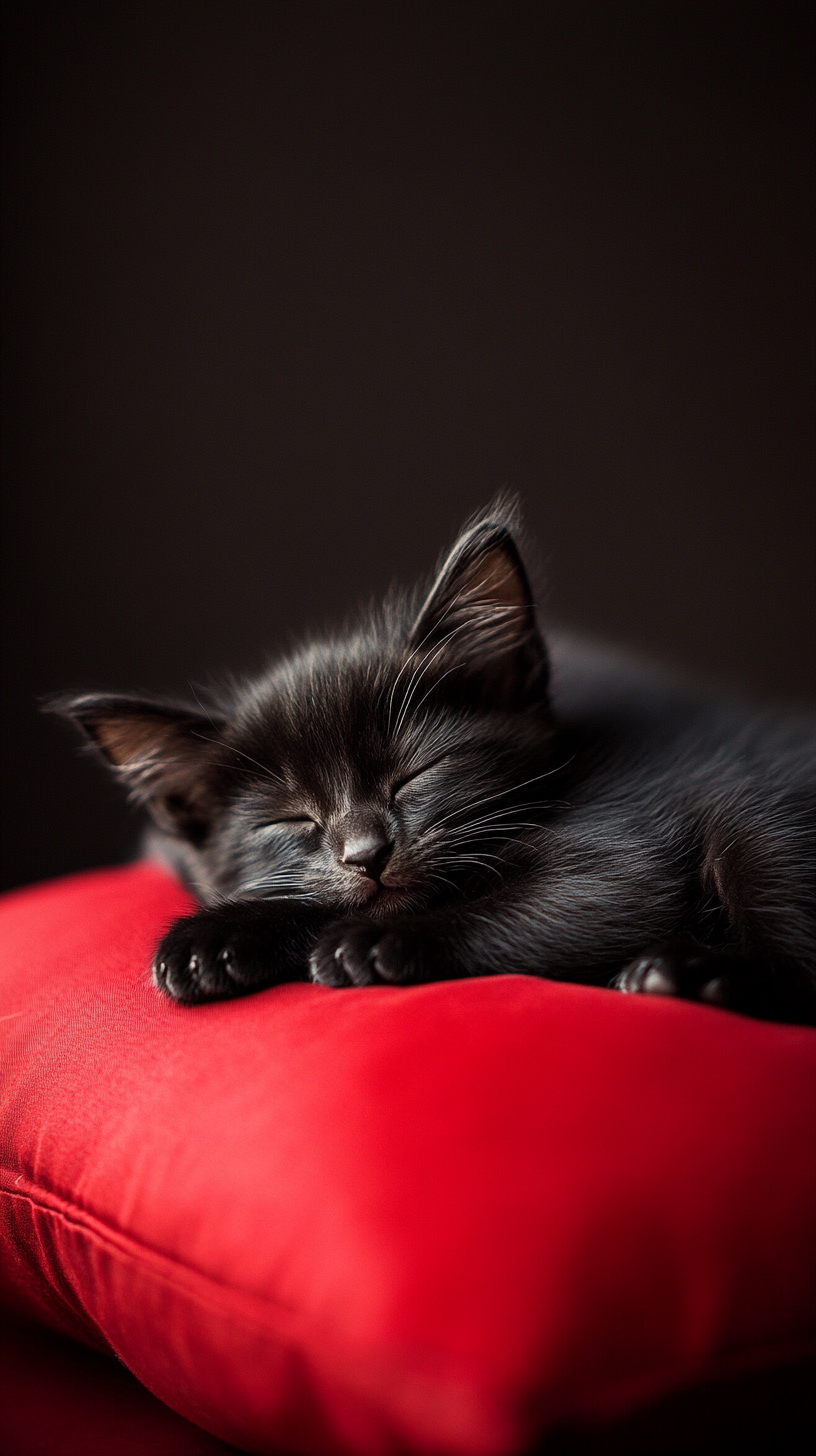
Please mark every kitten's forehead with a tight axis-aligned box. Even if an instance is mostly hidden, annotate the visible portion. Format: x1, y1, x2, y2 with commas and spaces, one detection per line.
235, 654, 391, 776
232, 645, 464, 799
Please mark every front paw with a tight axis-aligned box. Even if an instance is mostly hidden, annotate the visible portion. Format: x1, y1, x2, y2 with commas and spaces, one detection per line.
310, 919, 441, 988
153, 902, 318, 1003
153, 911, 260, 1002
153, 916, 229, 1002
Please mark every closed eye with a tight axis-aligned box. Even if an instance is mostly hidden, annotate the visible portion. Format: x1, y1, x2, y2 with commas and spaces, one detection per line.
391, 756, 451, 798
258, 817, 319, 830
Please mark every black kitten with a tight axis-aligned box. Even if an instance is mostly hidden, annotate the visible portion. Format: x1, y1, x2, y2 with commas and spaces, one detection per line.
51, 502, 816, 1024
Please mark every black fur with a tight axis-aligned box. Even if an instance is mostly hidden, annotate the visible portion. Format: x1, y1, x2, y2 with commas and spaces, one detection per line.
49, 502, 816, 1023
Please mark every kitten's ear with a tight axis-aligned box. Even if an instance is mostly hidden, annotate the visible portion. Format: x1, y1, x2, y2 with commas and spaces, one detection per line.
46, 694, 227, 844
410, 509, 548, 707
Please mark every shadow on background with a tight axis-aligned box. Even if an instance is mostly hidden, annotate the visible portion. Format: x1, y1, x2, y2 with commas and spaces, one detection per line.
2, 1, 814, 890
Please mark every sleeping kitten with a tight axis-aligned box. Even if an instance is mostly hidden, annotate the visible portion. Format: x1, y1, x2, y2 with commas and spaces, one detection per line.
51, 503, 816, 1023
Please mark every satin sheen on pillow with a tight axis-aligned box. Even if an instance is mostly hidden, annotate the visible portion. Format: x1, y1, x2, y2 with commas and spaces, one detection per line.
1, 866, 815, 1455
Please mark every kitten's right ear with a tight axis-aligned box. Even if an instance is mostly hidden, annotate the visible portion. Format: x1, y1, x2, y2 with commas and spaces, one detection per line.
409, 502, 549, 708
45, 693, 227, 843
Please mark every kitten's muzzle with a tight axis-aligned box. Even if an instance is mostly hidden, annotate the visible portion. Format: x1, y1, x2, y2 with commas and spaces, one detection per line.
341, 833, 393, 884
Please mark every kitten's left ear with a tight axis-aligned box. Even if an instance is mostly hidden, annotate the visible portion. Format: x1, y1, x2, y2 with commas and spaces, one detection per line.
410, 508, 549, 708
45, 693, 228, 843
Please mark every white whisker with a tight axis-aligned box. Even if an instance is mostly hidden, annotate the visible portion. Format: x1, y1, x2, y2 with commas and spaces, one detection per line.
441, 852, 505, 883
426, 759, 575, 835
384, 578, 481, 731
190, 731, 286, 786
392, 603, 527, 739
392, 613, 491, 737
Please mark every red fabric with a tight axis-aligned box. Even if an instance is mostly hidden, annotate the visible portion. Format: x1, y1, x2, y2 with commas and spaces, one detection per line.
0, 1313, 246, 1456
1, 865, 815, 1456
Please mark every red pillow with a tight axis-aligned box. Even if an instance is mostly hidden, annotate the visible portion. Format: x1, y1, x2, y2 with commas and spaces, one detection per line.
1, 1314, 246, 1456
2, 865, 815, 1455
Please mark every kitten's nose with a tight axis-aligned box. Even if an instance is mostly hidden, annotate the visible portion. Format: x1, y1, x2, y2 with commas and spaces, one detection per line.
341, 833, 392, 882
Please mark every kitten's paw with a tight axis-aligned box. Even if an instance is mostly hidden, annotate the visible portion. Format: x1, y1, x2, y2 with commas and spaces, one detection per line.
153, 903, 316, 1002
613, 948, 816, 1024
613, 954, 682, 998
612, 948, 734, 1007
153, 910, 272, 1002
310, 920, 438, 988
309, 922, 380, 986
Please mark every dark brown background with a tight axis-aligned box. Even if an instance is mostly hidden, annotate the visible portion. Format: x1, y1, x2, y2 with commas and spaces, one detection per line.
2, 1, 814, 891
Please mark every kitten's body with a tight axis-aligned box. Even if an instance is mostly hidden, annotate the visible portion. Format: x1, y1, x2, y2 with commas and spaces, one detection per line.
53, 506, 816, 1023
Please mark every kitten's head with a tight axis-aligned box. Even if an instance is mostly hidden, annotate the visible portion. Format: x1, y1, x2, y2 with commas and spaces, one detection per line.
51, 503, 555, 916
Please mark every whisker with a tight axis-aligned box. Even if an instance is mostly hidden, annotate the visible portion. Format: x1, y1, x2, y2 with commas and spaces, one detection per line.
187, 682, 223, 733
392, 603, 527, 739
190, 731, 286, 786
427, 759, 575, 834
399, 660, 468, 727
384, 576, 490, 731
441, 853, 505, 883
423, 869, 461, 895
444, 848, 507, 866
241, 885, 318, 900
440, 801, 556, 834
386, 576, 525, 735
392, 613, 493, 738
444, 823, 550, 845
443, 804, 555, 829
240, 881, 313, 893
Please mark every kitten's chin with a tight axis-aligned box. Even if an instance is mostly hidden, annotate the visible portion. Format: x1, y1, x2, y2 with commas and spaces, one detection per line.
366, 884, 430, 919
334, 872, 431, 918
332, 878, 424, 919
